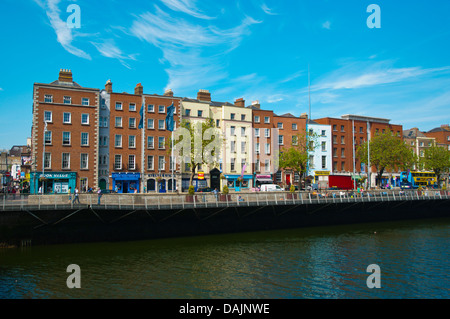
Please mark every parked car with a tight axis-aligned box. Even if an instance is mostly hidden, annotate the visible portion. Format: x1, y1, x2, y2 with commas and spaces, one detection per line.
197, 187, 213, 193
260, 184, 283, 192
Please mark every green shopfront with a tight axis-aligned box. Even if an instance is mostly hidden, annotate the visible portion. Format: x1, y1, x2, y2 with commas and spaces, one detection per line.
30, 172, 77, 194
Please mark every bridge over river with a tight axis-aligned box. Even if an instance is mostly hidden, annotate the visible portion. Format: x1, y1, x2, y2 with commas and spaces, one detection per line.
1, 190, 449, 246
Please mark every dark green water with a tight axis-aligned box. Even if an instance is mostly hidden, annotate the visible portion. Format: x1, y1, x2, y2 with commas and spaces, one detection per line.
1, 217, 449, 299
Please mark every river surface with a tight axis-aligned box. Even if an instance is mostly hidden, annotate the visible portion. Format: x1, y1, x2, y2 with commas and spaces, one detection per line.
0, 217, 449, 299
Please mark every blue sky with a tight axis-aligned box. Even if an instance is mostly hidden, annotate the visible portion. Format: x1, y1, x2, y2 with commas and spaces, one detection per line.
1, 0, 450, 149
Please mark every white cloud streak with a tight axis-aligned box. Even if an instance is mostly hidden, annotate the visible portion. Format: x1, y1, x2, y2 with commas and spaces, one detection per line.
129, 5, 261, 93
34, 0, 91, 60
261, 3, 278, 15
160, 0, 215, 20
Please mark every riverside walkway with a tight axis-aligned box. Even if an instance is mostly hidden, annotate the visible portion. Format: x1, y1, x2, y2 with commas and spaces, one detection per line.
2, 189, 449, 211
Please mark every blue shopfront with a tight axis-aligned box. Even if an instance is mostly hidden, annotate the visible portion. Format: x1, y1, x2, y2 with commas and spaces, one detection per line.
112, 173, 140, 193
30, 172, 77, 194
225, 174, 253, 191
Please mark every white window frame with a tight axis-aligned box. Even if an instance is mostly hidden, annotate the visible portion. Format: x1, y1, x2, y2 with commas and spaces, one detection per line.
81, 132, 89, 146
115, 102, 123, 110
80, 153, 88, 169
129, 135, 136, 148
44, 152, 51, 169
115, 134, 122, 148
62, 131, 71, 145
147, 155, 154, 170
63, 96, 71, 104
147, 118, 154, 129
158, 105, 165, 113
128, 155, 136, 170
265, 128, 270, 138
254, 115, 260, 123
44, 95, 53, 103
147, 104, 154, 113
63, 112, 71, 124
264, 116, 270, 124
158, 156, 165, 170
147, 136, 154, 149
265, 143, 270, 155
115, 117, 122, 128
81, 113, 89, 125
82, 98, 89, 106
159, 119, 165, 130
44, 130, 52, 145
129, 103, 136, 112
158, 136, 165, 149
62, 152, 70, 169
114, 155, 122, 170
255, 128, 260, 137
129, 117, 136, 129
44, 111, 52, 122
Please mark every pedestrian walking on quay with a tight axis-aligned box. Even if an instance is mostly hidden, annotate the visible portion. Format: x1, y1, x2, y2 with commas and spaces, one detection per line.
97, 188, 102, 205
72, 188, 80, 204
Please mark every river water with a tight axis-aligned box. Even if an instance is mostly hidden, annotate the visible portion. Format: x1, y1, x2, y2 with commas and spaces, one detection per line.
0, 217, 449, 299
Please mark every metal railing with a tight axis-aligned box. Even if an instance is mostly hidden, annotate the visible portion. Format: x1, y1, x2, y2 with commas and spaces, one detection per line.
1, 189, 449, 211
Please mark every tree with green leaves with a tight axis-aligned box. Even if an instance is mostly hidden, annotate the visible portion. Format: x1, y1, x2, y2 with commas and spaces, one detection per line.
171, 118, 222, 187
278, 132, 319, 189
420, 145, 450, 186
357, 130, 416, 186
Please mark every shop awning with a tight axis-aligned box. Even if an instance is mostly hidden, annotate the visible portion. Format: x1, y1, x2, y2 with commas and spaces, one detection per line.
255, 178, 273, 183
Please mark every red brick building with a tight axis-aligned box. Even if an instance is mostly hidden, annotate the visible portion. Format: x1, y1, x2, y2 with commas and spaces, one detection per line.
30, 69, 99, 194
315, 115, 403, 187
273, 112, 307, 187
424, 124, 450, 151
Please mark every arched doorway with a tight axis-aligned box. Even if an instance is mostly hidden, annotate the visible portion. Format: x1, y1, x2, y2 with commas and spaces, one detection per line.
99, 178, 107, 190
147, 179, 156, 192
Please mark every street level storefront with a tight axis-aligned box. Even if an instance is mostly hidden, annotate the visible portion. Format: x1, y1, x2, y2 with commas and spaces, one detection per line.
147, 173, 177, 193
30, 172, 77, 194
254, 174, 273, 187
225, 174, 253, 191
112, 173, 140, 193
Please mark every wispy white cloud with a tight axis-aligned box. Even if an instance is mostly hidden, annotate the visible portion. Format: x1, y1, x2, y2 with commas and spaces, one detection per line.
261, 3, 278, 15
129, 5, 262, 93
322, 21, 331, 29
313, 62, 450, 91
160, 0, 215, 20
34, 0, 91, 60
91, 40, 137, 69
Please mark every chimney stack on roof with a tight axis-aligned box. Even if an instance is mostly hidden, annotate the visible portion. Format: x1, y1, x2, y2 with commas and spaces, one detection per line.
135, 83, 143, 95
105, 79, 113, 93
59, 69, 73, 82
251, 100, 260, 109
197, 89, 211, 102
164, 88, 174, 97
300, 113, 308, 119
234, 98, 245, 107
441, 124, 449, 128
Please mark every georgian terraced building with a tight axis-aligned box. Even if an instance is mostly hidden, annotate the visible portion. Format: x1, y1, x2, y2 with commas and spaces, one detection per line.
29, 69, 411, 194
30, 69, 100, 194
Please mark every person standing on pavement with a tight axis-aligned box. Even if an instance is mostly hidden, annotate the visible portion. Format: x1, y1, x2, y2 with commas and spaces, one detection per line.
97, 188, 102, 205
72, 188, 80, 204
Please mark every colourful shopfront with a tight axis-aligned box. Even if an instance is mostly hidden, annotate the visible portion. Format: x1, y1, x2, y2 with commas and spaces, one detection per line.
112, 173, 140, 193
225, 174, 253, 191
30, 172, 77, 194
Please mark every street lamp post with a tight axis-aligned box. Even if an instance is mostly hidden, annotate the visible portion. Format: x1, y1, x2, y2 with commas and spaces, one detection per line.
41, 120, 48, 194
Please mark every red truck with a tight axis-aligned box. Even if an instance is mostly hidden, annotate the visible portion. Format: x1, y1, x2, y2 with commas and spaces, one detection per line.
328, 175, 354, 190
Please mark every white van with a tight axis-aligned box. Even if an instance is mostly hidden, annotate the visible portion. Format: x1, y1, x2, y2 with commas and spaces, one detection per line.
260, 184, 283, 192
